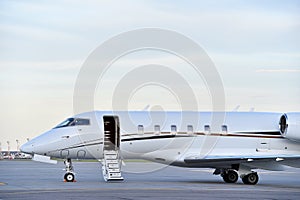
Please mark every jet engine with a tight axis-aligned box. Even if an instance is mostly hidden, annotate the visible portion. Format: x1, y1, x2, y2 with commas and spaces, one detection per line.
279, 113, 300, 142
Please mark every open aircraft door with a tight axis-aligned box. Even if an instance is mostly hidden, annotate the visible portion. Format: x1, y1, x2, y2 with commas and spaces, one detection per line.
101, 116, 123, 181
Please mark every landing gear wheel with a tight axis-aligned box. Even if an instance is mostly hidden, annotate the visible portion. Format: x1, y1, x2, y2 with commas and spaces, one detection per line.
64, 172, 75, 182
63, 159, 76, 182
222, 170, 238, 183
242, 172, 259, 185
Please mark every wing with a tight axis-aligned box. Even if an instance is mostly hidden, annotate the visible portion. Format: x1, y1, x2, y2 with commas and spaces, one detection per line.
184, 154, 300, 170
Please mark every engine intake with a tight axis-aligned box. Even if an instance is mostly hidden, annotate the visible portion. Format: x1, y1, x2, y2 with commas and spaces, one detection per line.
279, 113, 300, 142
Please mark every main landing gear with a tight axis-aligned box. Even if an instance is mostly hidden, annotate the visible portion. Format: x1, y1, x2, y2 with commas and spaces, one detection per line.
64, 158, 76, 182
214, 168, 259, 185
241, 172, 259, 185
222, 170, 239, 183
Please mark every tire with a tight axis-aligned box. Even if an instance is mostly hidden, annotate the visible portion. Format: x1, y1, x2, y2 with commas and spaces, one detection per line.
242, 173, 259, 185
64, 172, 75, 182
223, 170, 238, 183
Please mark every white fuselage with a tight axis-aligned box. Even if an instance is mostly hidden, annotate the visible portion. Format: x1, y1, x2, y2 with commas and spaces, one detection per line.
20, 111, 300, 169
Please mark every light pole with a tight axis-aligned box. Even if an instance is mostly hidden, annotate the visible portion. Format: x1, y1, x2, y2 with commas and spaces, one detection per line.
0, 142, 2, 158
16, 139, 20, 152
7, 141, 10, 156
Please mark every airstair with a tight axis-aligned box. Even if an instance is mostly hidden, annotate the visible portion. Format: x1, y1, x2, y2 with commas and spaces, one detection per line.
102, 150, 123, 181
101, 116, 123, 181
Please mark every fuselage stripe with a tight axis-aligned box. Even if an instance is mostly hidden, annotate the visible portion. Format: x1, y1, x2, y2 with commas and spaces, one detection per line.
51, 133, 284, 153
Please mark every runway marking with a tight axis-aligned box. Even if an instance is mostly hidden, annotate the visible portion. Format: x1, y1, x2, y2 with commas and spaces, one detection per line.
2, 185, 300, 195
190, 169, 298, 174
0, 188, 183, 195
258, 171, 297, 174
190, 169, 214, 172
3, 187, 300, 195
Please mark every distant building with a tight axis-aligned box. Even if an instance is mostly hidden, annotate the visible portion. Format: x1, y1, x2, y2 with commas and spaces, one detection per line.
0, 151, 32, 160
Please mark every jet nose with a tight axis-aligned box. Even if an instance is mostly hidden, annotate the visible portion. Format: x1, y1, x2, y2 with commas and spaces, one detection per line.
20, 142, 34, 154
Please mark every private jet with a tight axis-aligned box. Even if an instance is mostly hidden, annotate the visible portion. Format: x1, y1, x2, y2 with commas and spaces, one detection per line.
20, 111, 300, 185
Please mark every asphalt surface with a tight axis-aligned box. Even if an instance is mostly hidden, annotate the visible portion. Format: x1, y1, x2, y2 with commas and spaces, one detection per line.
0, 160, 300, 199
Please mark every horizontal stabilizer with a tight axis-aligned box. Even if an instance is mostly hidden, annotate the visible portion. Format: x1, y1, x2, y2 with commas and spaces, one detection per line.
32, 154, 57, 164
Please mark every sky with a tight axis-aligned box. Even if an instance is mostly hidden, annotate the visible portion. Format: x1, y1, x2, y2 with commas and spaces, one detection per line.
0, 0, 299, 150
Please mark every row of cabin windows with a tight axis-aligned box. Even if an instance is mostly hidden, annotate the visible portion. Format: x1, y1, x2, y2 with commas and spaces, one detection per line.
137, 125, 228, 133
204, 125, 228, 132
138, 125, 180, 133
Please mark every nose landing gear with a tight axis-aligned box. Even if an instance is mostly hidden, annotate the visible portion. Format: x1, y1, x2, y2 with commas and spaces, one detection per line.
63, 158, 76, 182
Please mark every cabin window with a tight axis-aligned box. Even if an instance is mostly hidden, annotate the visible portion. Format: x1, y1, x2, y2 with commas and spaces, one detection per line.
221, 125, 227, 133
138, 125, 144, 134
204, 125, 210, 133
171, 125, 177, 132
154, 125, 160, 134
187, 125, 193, 133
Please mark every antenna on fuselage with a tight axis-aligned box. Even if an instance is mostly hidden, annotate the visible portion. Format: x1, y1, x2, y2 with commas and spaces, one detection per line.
142, 105, 150, 111
232, 105, 240, 112
249, 107, 255, 112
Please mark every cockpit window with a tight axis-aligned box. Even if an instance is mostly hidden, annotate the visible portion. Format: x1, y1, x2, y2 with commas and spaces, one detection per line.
74, 118, 90, 126
54, 118, 90, 129
54, 118, 75, 128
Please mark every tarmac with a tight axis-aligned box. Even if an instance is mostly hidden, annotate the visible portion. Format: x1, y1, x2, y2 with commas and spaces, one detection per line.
0, 160, 300, 199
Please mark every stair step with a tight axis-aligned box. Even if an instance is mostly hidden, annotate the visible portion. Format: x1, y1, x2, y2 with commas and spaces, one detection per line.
108, 172, 122, 177
104, 153, 117, 155
105, 155, 117, 159
102, 147, 123, 181
107, 163, 120, 168
104, 150, 118, 153
107, 177, 124, 181
104, 152, 118, 155
104, 145, 115, 148
107, 168, 120, 173
105, 160, 118, 164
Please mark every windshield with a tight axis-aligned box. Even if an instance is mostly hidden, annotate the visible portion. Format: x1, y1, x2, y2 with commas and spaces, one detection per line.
53, 118, 90, 129
54, 118, 75, 129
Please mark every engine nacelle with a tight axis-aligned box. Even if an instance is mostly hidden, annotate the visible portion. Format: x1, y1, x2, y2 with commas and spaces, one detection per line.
279, 113, 300, 142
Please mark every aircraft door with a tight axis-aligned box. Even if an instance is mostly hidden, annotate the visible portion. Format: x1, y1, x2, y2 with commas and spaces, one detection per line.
102, 116, 124, 181
103, 116, 120, 151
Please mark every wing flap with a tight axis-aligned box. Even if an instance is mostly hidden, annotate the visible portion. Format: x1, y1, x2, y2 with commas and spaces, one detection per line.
184, 154, 300, 168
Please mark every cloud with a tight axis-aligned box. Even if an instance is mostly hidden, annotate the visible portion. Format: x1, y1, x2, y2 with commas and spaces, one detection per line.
0, 60, 82, 71
256, 69, 300, 73
0, 0, 299, 146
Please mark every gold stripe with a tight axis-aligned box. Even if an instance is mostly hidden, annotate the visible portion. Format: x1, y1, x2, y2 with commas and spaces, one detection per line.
122, 132, 283, 139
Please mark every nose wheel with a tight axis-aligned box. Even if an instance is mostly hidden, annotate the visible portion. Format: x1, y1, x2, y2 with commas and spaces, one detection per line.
64, 172, 75, 182
63, 158, 76, 182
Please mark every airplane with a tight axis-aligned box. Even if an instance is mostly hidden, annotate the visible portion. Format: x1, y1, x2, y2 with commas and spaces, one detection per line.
20, 110, 300, 185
